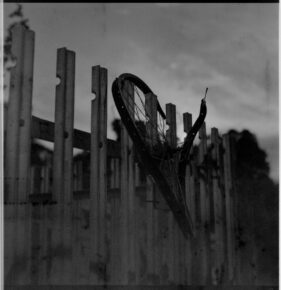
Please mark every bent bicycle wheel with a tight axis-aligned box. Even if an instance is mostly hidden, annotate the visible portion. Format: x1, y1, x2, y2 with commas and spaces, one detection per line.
112, 73, 194, 238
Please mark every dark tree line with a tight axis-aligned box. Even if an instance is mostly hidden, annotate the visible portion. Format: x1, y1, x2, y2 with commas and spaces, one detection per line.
229, 129, 278, 282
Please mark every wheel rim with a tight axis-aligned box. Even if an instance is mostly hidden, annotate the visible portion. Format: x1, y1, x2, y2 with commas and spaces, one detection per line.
112, 73, 194, 238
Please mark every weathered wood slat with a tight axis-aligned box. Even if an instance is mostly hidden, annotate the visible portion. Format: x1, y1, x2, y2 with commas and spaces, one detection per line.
210, 127, 225, 284
43, 165, 50, 193
72, 200, 79, 284
53, 47, 67, 204
166, 103, 177, 149
109, 159, 115, 189
120, 115, 129, 284
115, 159, 120, 188
63, 50, 75, 204
145, 93, 158, 284
5, 25, 35, 286
89, 66, 108, 285
52, 48, 76, 284
118, 80, 137, 284
5, 24, 25, 203
158, 200, 169, 285
183, 112, 192, 136
183, 111, 193, 284
222, 134, 234, 282
126, 81, 137, 284
198, 122, 210, 284
89, 67, 101, 284
165, 103, 177, 284
18, 29, 35, 202
98, 67, 108, 285
62, 50, 75, 283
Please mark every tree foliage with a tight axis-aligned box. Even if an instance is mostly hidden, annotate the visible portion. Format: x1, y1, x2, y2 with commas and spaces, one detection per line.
229, 129, 278, 281
4, 4, 30, 70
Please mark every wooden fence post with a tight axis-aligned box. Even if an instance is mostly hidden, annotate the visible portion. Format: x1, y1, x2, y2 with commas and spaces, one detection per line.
64, 50, 75, 283
166, 103, 178, 284
166, 103, 177, 148
52, 47, 75, 284
53, 48, 66, 203
109, 158, 120, 189
127, 83, 137, 285
89, 65, 108, 285
222, 134, 234, 283
183, 112, 194, 284
109, 159, 115, 189
5, 24, 24, 203
145, 93, 158, 284
4, 24, 35, 286
18, 28, 35, 202
120, 119, 129, 284
53, 48, 75, 203
43, 164, 50, 193
135, 163, 140, 187
197, 122, 210, 284
119, 80, 136, 284
73, 162, 77, 191
210, 127, 226, 284
5, 24, 35, 203
53, 47, 75, 204
77, 161, 83, 190
64, 51, 75, 203
115, 159, 120, 188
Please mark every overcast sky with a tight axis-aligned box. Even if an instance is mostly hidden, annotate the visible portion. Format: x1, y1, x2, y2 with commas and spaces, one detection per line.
4, 3, 279, 181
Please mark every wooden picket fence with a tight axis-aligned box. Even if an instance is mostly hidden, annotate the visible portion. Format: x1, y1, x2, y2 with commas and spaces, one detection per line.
4, 24, 240, 286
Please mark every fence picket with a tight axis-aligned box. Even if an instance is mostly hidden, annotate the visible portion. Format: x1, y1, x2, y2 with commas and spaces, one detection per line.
166, 103, 178, 284
5, 24, 25, 203
223, 134, 234, 282
89, 66, 108, 284
183, 111, 193, 284
145, 93, 158, 284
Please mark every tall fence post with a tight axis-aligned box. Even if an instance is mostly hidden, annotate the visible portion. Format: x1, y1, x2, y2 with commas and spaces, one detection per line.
5, 24, 24, 203
89, 65, 108, 285
119, 80, 136, 284
183, 111, 194, 284
223, 134, 235, 283
198, 122, 210, 283
53, 48, 66, 203
210, 127, 226, 284
51, 47, 75, 284
5, 24, 35, 202
18, 28, 35, 202
53, 47, 75, 203
145, 93, 158, 284
127, 82, 136, 285
166, 103, 178, 284
4, 24, 35, 285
